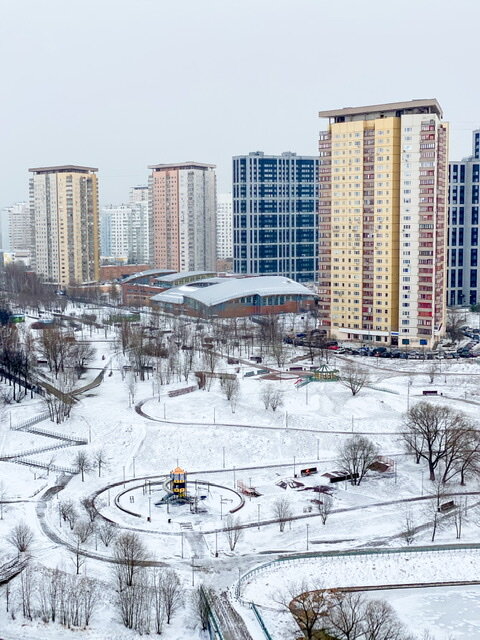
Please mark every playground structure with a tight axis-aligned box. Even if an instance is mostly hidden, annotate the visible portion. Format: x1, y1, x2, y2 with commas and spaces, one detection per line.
156, 466, 195, 506
295, 363, 340, 388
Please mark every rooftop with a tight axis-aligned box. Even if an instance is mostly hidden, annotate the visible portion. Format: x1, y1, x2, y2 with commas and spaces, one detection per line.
156, 271, 216, 283
148, 162, 216, 171
319, 99, 443, 120
151, 275, 315, 308
121, 268, 176, 283
29, 165, 98, 174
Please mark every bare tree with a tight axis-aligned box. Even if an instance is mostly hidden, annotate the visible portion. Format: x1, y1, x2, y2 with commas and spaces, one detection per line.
7, 521, 34, 555
223, 514, 243, 551
318, 495, 333, 525
81, 497, 99, 524
0, 481, 7, 520
326, 591, 365, 640
59, 499, 77, 530
98, 521, 117, 547
270, 388, 284, 412
125, 371, 137, 407
272, 496, 293, 532
402, 402, 467, 481
73, 450, 91, 482
19, 564, 35, 619
74, 519, 94, 544
150, 568, 165, 634
401, 508, 416, 546
115, 566, 151, 633
341, 362, 369, 396
157, 568, 184, 624
363, 598, 409, 640
221, 376, 240, 401
71, 538, 86, 575
337, 435, 378, 486
260, 384, 274, 410
427, 364, 439, 384
192, 586, 213, 632
446, 310, 465, 344
275, 580, 331, 640
93, 448, 108, 477
114, 532, 147, 587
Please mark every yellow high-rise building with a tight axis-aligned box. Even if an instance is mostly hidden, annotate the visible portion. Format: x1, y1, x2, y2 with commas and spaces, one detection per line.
318, 100, 448, 349
29, 165, 100, 287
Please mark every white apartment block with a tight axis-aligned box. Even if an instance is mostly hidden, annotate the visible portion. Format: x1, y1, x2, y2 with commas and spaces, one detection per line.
6, 202, 34, 253
101, 193, 150, 265
216, 192, 233, 260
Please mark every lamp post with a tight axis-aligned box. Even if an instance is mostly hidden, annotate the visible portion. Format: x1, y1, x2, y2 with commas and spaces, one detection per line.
306, 523, 310, 551
222, 446, 225, 469
148, 496, 152, 519
181, 532, 184, 558
133, 457, 136, 479
421, 470, 424, 496
293, 456, 296, 478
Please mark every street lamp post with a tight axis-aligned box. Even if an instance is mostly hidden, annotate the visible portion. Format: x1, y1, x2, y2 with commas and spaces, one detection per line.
293, 456, 296, 478
133, 457, 136, 479
148, 496, 152, 519
421, 470, 424, 496
222, 446, 225, 469
306, 523, 310, 551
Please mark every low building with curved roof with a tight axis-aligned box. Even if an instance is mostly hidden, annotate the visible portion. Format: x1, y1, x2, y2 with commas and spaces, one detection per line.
150, 275, 317, 318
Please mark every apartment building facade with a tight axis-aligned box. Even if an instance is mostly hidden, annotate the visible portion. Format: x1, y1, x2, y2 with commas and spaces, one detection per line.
148, 162, 216, 272
101, 187, 150, 265
29, 165, 100, 286
448, 130, 480, 307
318, 99, 448, 347
216, 193, 233, 261
233, 152, 318, 283
6, 202, 34, 253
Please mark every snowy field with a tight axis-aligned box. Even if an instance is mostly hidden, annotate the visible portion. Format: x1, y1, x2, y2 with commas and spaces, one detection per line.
0, 303, 479, 638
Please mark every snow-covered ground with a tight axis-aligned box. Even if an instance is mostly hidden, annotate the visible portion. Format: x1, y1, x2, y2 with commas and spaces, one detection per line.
1, 303, 480, 638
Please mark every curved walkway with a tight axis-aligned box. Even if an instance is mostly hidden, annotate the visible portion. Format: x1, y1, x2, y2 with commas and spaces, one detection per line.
136, 398, 406, 437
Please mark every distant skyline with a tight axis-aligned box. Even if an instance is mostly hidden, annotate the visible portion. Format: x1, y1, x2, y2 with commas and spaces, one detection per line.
2, 0, 480, 211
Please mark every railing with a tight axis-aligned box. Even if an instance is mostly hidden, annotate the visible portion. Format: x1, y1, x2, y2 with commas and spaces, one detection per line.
235, 543, 480, 608
11, 410, 51, 431
251, 602, 274, 640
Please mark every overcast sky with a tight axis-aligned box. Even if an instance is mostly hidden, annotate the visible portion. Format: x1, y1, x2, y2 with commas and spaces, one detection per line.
1, 0, 480, 211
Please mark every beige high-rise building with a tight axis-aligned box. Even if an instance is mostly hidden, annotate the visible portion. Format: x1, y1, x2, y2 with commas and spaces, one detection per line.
318, 100, 448, 348
29, 165, 100, 286
148, 162, 216, 272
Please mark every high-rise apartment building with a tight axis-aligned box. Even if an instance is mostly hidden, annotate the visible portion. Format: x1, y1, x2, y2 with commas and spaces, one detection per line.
148, 162, 216, 272
29, 165, 100, 286
233, 152, 318, 283
6, 202, 34, 252
318, 99, 448, 347
216, 193, 233, 261
448, 130, 480, 307
100, 187, 150, 264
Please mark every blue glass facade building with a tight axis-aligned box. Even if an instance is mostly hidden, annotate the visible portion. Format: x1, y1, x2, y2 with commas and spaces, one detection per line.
233, 152, 319, 283
448, 130, 480, 306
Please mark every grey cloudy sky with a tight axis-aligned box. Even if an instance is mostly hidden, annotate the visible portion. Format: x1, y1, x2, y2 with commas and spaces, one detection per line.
1, 0, 479, 210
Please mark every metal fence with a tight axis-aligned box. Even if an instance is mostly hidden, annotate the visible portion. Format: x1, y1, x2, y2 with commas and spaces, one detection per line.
236, 543, 480, 608
11, 410, 51, 431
